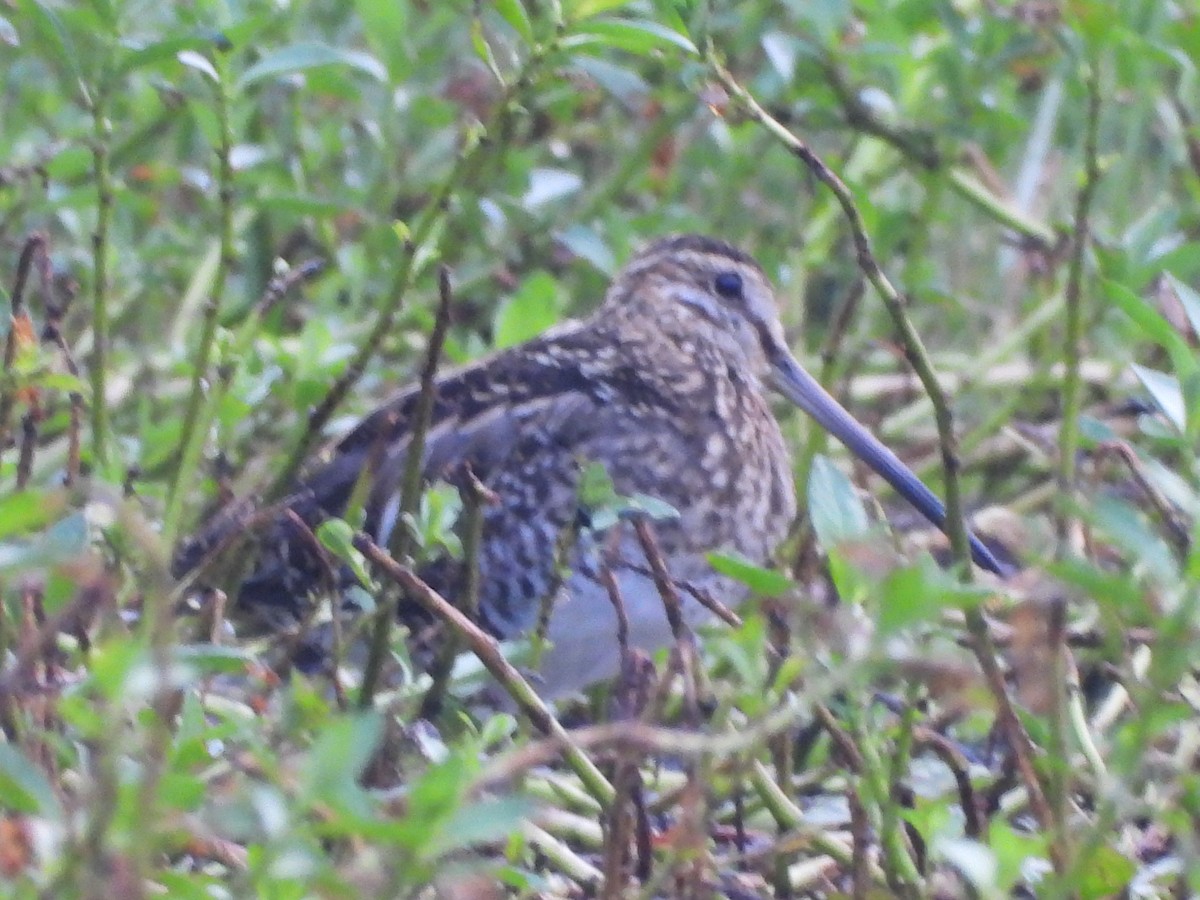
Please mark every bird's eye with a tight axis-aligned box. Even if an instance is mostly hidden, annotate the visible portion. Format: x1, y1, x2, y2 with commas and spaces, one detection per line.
713, 271, 743, 299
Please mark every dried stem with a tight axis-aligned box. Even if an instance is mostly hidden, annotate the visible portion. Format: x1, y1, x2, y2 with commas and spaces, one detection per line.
1095, 440, 1190, 556
1, 234, 46, 467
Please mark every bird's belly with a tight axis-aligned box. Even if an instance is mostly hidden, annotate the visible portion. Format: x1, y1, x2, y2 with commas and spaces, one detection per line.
475, 412, 796, 696
536, 565, 745, 698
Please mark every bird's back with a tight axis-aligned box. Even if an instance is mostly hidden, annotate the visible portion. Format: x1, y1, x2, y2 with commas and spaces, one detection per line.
176, 303, 797, 682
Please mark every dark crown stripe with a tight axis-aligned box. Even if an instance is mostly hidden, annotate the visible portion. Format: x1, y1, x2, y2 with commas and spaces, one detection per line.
637, 234, 763, 272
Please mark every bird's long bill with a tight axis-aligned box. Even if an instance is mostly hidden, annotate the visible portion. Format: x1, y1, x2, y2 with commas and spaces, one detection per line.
770, 350, 1005, 576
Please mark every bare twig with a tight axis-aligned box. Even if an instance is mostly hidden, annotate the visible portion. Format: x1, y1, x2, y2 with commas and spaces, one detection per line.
632, 518, 704, 720
353, 534, 615, 806
913, 726, 986, 839
704, 54, 1056, 850
1095, 440, 1190, 556
707, 54, 975, 577
848, 787, 871, 900
1056, 65, 1102, 553
609, 554, 741, 628
16, 413, 37, 489
41, 270, 83, 487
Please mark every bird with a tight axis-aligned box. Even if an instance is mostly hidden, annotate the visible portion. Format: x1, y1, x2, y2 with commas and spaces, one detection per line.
174, 234, 1005, 696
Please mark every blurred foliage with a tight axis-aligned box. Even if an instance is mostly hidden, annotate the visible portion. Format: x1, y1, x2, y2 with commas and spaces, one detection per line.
1, 0, 1200, 896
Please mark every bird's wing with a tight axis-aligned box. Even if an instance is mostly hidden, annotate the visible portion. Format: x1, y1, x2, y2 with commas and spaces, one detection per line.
175, 320, 674, 615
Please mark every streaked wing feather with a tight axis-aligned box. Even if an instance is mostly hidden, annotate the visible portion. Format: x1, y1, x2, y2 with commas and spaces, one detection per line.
176, 319, 641, 619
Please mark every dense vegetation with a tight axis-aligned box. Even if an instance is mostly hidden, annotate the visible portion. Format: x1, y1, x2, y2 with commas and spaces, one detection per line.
2, 0, 1199, 896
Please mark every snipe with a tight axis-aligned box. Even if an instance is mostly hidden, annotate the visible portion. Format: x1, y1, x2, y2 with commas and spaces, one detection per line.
176, 235, 1004, 695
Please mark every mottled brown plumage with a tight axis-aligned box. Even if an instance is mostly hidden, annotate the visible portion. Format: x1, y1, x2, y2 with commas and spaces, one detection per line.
176, 235, 1003, 694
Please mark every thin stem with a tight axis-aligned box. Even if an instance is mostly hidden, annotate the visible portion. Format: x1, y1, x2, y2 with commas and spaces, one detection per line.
358, 267, 454, 709
819, 55, 1057, 250
707, 50, 1061, 862
88, 81, 114, 470
164, 49, 234, 546
1056, 66, 1102, 553
354, 534, 615, 806
1047, 60, 1103, 882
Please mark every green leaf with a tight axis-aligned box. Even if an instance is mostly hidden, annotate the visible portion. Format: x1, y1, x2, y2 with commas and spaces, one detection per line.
424, 795, 534, 859
494, 0, 533, 43
578, 459, 619, 508
567, 0, 637, 20
316, 518, 373, 586
707, 551, 793, 596
0, 15, 19, 46
86, 0, 117, 30
627, 493, 679, 522
301, 713, 382, 813
173, 644, 252, 674
557, 223, 617, 275
256, 193, 356, 217
1104, 279, 1198, 381
565, 18, 698, 56
116, 34, 215, 75
1091, 495, 1179, 584
158, 771, 207, 812
1076, 845, 1137, 900
807, 455, 870, 548
177, 49, 219, 83
522, 167, 583, 209
352, 0, 409, 79
493, 271, 561, 349
1130, 364, 1184, 432
0, 511, 89, 574
0, 744, 60, 816
414, 482, 464, 559
569, 55, 648, 104
22, 0, 82, 86
1165, 272, 1200, 338
0, 490, 67, 541
33, 371, 89, 395
392, 753, 475, 850
479, 713, 517, 749
236, 41, 387, 90
1142, 456, 1200, 519
875, 564, 941, 634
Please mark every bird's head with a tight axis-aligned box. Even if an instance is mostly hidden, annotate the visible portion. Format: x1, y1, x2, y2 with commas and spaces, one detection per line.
602, 233, 1006, 577
604, 234, 787, 385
